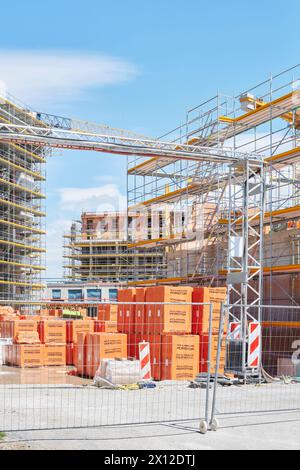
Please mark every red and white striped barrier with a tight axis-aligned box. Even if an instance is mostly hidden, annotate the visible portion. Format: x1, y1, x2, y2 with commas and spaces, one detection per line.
139, 341, 151, 381
228, 322, 242, 340
248, 322, 261, 369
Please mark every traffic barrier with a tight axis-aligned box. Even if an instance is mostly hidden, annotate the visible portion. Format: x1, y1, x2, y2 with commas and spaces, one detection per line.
228, 322, 242, 340
248, 322, 261, 369
139, 341, 151, 380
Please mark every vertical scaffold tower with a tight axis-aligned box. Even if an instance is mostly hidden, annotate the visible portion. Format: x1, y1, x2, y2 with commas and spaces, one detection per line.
0, 92, 47, 302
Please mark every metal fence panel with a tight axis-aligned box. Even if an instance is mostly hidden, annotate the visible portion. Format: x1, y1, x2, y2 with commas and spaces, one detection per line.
0, 301, 215, 431
210, 304, 300, 429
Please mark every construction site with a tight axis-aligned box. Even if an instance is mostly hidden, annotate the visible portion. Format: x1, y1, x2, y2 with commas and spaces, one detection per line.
0, 63, 300, 440
1, 66, 300, 304
63, 211, 165, 284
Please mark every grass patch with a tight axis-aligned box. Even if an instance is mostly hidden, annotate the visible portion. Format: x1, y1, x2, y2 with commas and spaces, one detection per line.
0, 432, 5, 440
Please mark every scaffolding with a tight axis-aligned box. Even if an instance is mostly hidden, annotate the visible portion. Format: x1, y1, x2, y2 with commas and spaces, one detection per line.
63, 212, 166, 284
0, 89, 256, 303
0, 91, 47, 301
127, 64, 300, 310
2, 65, 300, 311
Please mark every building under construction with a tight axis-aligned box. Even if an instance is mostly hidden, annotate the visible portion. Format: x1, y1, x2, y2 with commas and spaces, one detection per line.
127, 65, 300, 309
1, 65, 300, 309
0, 93, 47, 301
63, 211, 166, 284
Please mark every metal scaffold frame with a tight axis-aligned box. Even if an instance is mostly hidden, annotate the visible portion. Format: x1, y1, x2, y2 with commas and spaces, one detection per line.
126, 64, 300, 307
2, 65, 300, 311
0, 92, 47, 302
226, 159, 265, 375
63, 212, 166, 284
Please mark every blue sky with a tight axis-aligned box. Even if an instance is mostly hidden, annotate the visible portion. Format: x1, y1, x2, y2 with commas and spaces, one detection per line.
0, 0, 299, 278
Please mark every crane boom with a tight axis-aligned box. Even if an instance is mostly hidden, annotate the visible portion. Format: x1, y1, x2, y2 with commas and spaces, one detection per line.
0, 122, 259, 164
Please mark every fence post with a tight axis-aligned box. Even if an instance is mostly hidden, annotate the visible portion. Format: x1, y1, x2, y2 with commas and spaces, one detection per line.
204, 303, 214, 424
209, 301, 226, 431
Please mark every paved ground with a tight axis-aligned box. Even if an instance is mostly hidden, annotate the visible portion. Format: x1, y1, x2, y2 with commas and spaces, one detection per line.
1, 366, 300, 449
1, 410, 300, 450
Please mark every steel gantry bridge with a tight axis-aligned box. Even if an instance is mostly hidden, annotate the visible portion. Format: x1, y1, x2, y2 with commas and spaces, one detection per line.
0, 121, 259, 164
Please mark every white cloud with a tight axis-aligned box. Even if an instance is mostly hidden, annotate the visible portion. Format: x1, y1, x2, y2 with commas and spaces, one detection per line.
59, 183, 127, 213
0, 50, 139, 107
94, 175, 120, 183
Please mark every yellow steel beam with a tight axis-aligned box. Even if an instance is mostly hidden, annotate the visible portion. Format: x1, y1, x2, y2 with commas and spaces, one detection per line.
65, 252, 163, 259
218, 116, 235, 124
63, 263, 165, 269
219, 91, 297, 124
219, 204, 300, 226
128, 234, 185, 248
265, 146, 300, 164
0, 239, 45, 252
0, 197, 46, 217
64, 241, 128, 248
128, 183, 199, 210
0, 155, 45, 181
238, 94, 300, 127
219, 263, 300, 275
263, 264, 300, 273
0, 280, 45, 288
0, 260, 45, 270
0, 177, 45, 198
0, 116, 46, 163
127, 276, 189, 286
0, 95, 47, 127
262, 321, 300, 328
0, 219, 45, 235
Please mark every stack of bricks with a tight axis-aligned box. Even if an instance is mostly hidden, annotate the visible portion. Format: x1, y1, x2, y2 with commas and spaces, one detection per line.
0, 287, 227, 380
38, 321, 66, 366
73, 304, 126, 377
117, 286, 227, 381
